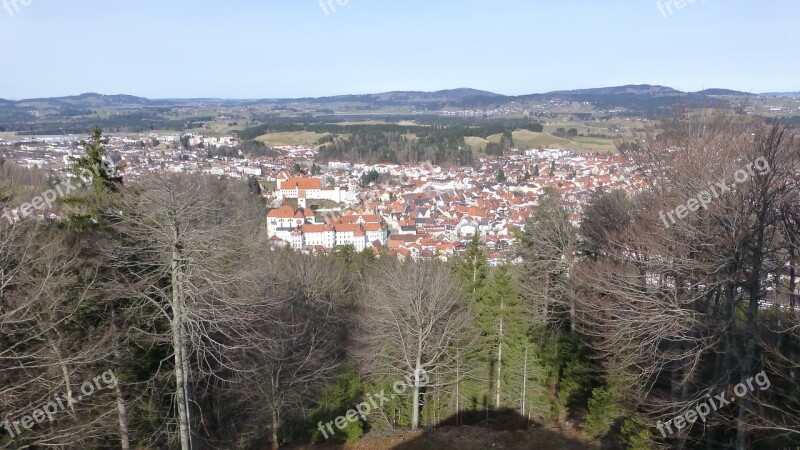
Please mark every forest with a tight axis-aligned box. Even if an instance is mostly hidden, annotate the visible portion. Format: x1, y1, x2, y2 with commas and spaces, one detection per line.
237, 119, 543, 165
1, 111, 800, 450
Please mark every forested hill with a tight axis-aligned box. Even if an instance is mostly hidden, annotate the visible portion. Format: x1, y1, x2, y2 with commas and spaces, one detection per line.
0, 85, 764, 133
237, 120, 544, 165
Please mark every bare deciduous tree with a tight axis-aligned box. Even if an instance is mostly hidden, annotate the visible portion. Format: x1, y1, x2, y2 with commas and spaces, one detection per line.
107, 172, 266, 450
358, 258, 473, 430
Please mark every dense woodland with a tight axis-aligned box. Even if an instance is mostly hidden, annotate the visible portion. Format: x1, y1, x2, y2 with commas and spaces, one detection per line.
237, 120, 543, 165
2, 112, 800, 450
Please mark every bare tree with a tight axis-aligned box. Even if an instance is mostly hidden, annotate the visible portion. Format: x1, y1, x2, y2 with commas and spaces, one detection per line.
106, 172, 265, 450
358, 258, 473, 430
516, 189, 578, 332
226, 250, 349, 449
579, 112, 800, 448
0, 222, 125, 448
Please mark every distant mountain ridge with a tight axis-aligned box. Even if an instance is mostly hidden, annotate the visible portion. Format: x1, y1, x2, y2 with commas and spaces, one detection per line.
546, 85, 683, 96
2, 85, 769, 106
17, 93, 151, 107
0, 85, 790, 121
761, 91, 800, 98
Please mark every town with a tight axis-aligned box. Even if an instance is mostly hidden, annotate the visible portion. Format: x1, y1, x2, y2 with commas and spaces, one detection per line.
0, 132, 642, 263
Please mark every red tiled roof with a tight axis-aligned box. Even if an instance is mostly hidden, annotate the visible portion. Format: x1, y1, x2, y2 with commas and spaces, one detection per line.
283, 177, 322, 190
267, 205, 296, 218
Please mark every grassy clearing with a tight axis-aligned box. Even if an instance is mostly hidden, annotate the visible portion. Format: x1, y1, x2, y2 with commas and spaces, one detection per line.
255, 131, 331, 146
464, 136, 490, 151
571, 136, 617, 153
337, 120, 388, 125
542, 123, 605, 134
478, 129, 617, 154
510, 130, 574, 148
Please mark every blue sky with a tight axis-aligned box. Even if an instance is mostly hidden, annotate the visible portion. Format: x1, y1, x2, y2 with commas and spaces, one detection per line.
0, 0, 797, 99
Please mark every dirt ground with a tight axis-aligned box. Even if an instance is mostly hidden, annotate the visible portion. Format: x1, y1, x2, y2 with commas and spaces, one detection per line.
284, 425, 599, 450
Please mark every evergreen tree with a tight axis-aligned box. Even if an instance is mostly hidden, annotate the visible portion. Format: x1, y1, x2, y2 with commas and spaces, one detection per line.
515, 189, 596, 423
456, 234, 488, 296
480, 265, 541, 410
247, 176, 262, 195
497, 168, 507, 184
62, 127, 124, 228
452, 235, 492, 413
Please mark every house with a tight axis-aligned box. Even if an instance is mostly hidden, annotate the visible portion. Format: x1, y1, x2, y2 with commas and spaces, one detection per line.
277, 175, 352, 204
268, 206, 389, 251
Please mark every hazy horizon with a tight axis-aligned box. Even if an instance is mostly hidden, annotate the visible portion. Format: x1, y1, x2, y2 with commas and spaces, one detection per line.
1, 0, 798, 99
2, 84, 790, 102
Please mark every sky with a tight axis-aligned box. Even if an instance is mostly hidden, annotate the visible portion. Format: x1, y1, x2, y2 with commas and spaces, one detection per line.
0, 0, 798, 99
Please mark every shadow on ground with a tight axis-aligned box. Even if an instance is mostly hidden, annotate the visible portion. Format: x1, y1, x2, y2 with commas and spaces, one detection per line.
283, 409, 597, 450
389, 409, 596, 450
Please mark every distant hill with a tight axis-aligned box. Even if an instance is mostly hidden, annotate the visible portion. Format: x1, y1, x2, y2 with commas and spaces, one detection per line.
379, 88, 502, 99
0, 85, 793, 134
546, 84, 683, 96
693, 88, 754, 96
2, 85, 768, 111
761, 92, 800, 98
17, 93, 151, 108
267, 88, 506, 109
510, 84, 690, 114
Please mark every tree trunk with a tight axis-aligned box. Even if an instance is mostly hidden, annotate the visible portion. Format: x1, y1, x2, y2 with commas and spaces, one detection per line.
271, 405, 280, 450
52, 340, 79, 420
182, 338, 195, 447
172, 249, 191, 450
111, 309, 131, 450
495, 301, 504, 408
412, 360, 422, 430
455, 349, 460, 427
521, 346, 528, 417
115, 381, 131, 450
568, 254, 576, 333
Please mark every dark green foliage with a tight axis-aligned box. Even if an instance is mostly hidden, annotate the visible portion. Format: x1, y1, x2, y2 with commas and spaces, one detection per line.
247, 176, 262, 195
579, 188, 634, 257
497, 168, 507, 184
237, 119, 542, 165
59, 128, 123, 229
585, 385, 624, 438
72, 127, 124, 194
309, 367, 368, 444
359, 170, 380, 187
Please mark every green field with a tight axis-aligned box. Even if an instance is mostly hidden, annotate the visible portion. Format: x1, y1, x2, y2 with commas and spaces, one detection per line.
470, 129, 618, 154
255, 131, 332, 146
464, 136, 490, 151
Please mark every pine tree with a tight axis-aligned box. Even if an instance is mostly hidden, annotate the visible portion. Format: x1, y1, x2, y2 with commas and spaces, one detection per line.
456, 234, 489, 296
71, 127, 124, 194
62, 127, 124, 228
481, 265, 543, 411
515, 189, 595, 423
453, 235, 492, 414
